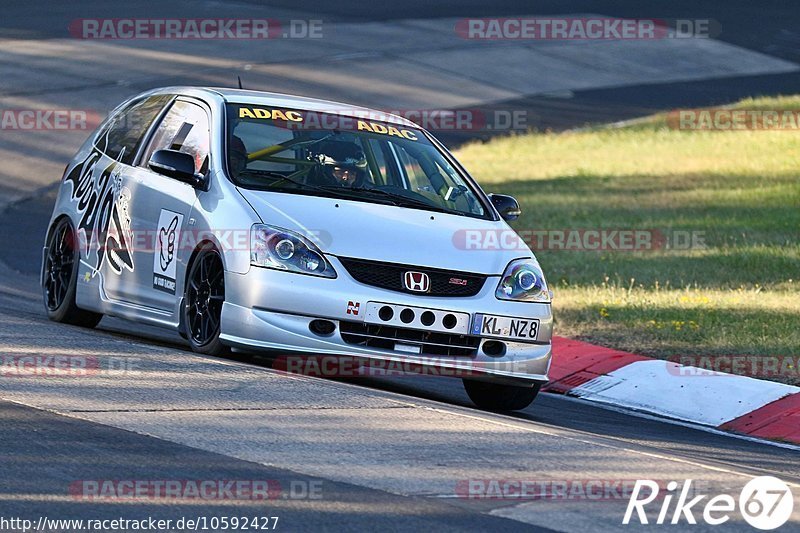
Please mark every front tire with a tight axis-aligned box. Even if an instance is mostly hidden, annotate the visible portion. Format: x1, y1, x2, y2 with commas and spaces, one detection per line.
42, 218, 102, 328
184, 244, 228, 356
463, 379, 541, 411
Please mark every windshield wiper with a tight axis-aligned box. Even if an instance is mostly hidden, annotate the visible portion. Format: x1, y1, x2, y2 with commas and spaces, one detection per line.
238, 171, 396, 204
347, 187, 456, 214
238, 169, 289, 182
309, 185, 402, 206
238, 170, 331, 194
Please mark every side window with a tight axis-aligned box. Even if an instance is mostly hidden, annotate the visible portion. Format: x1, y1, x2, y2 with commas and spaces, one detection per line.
365, 139, 389, 186
395, 145, 434, 193
394, 144, 483, 213
365, 139, 405, 187
95, 95, 171, 165
143, 100, 211, 176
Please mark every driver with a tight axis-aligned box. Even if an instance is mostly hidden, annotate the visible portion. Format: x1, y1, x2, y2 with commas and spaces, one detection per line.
309, 140, 368, 187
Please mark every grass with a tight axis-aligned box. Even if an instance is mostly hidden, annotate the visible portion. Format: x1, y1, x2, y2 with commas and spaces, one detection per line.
454, 95, 800, 384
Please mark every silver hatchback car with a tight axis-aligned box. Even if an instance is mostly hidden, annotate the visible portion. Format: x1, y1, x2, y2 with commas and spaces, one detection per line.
42, 87, 553, 411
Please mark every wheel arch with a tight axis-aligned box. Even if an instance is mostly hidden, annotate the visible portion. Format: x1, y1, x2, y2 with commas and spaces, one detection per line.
179, 239, 225, 337
183, 238, 226, 285
41, 213, 77, 286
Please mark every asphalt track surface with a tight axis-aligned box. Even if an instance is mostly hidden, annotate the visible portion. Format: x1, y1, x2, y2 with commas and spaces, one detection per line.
1, 1, 799, 531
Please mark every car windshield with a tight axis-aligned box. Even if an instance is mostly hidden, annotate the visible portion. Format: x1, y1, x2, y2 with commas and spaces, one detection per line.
225, 104, 488, 218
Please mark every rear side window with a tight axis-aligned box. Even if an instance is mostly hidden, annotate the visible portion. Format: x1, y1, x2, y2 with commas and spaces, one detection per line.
95, 94, 172, 165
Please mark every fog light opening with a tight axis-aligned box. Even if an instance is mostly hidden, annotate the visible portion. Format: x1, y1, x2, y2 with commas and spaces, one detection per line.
482, 340, 506, 357
400, 308, 415, 324
442, 313, 458, 329
420, 311, 435, 326
378, 305, 394, 321
309, 319, 336, 336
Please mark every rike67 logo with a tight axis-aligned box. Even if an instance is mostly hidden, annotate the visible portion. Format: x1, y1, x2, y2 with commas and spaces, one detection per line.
624, 476, 795, 530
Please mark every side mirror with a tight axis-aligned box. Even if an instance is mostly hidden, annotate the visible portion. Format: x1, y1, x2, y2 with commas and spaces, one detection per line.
488, 193, 522, 221
148, 149, 204, 188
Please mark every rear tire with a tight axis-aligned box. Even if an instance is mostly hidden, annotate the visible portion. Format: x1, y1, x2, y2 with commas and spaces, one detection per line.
42, 218, 102, 328
463, 379, 541, 411
184, 244, 228, 356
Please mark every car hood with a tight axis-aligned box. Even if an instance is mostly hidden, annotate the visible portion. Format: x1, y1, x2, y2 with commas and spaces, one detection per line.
237, 188, 531, 275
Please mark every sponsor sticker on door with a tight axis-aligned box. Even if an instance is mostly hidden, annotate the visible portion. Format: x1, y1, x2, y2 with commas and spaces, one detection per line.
153, 209, 184, 294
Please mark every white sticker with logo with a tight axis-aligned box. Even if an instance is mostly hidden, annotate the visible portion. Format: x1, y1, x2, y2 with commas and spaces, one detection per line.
153, 209, 184, 294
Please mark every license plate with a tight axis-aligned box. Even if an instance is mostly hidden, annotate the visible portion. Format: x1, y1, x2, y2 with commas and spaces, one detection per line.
472, 314, 540, 341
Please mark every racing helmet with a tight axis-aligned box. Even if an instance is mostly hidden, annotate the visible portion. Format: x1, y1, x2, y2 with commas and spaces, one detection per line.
310, 140, 368, 187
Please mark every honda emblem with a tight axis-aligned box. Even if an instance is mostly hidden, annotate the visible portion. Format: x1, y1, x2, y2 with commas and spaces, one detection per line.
404, 271, 431, 293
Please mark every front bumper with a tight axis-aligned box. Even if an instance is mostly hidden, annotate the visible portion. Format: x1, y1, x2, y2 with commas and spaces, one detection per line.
220, 258, 553, 384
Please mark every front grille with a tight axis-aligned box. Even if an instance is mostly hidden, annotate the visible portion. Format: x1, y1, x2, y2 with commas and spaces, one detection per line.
340, 321, 480, 357
338, 257, 486, 297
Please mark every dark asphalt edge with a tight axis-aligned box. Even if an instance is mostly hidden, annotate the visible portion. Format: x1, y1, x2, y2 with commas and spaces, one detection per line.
0, 398, 556, 532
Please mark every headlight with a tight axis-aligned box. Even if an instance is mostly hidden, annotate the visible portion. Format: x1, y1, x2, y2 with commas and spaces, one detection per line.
496, 259, 551, 302
250, 224, 336, 278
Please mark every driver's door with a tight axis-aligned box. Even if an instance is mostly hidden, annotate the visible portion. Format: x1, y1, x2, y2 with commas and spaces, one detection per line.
123, 98, 211, 313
